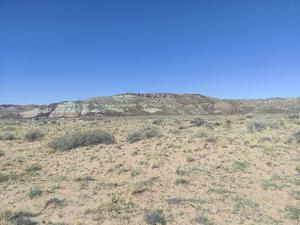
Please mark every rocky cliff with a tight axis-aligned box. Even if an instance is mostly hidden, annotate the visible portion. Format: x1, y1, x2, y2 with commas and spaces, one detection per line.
1, 93, 300, 118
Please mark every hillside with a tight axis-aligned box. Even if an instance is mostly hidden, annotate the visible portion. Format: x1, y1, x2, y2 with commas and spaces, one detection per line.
1, 93, 300, 118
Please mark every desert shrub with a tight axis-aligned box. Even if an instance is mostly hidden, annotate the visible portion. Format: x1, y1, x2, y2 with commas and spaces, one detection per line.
193, 215, 210, 224
127, 127, 160, 143
0, 150, 4, 157
45, 198, 65, 209
152, 119, 162, 125
290, 190, 300, 200
126, 131, 143, 143
49, 129, 115, 151
224, 119, 232, 128
247, 122, 267, 132
14, 216, 37, 225
206, 137, 218, 143
144, 209, 166, 225
247, 121, 280, 132
28, 187, 43, 199
175, 178, 189, 185
46, 223, 67, 225
25, 164, 42, 173
166, 197, 201, 205
74, 176, 94, 182
190, 118, 207, 127
144, 127, 160, 138
261, 174, 287, 190
0, 173, 11, 183
285, 205, 300, 222
288, 130, 300, 144
0, 173, 18, 183
0, 132, 16, 140
176, 166, 190, 176
287, 113, 300, 119
101, 194, 133, 214
245, 114, 254, 118
3, 126, 16, 131
0, 210, 36, 225
24, 130, 44, 142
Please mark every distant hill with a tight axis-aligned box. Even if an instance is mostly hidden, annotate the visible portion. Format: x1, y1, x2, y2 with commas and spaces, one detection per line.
1, 93, 300, 118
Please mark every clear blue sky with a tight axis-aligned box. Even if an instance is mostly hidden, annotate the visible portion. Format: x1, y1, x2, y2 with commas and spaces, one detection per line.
0, 0, 299, 104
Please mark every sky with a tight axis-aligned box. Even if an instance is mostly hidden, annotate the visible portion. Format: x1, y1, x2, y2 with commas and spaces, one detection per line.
0, 0, 299, 104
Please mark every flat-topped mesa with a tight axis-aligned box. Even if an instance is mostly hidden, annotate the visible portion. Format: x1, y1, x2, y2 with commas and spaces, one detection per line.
118, 93, 210, 100
119, 93, 177, 98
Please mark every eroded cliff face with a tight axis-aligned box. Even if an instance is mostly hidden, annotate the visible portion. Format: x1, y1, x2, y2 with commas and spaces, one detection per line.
49, 102, 82, 118
1, 94, 300, 118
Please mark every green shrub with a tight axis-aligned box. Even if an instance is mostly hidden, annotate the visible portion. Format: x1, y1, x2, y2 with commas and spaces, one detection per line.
25, 130, 44, 142
0, 210, 36, 225
285, 205, 300, 222
193, 215, 210, 224
152, 119, 162, 125
49, 130, 115, 151
0, 173, 18, 183
126, 127, 160, 143
25, 164, 42, 173
144, 209, 166, 225
45, 198, 65, 209
98, 194, 133, 215
0, 173, 10, 183
190, 118, 208, 127
247, 121, 280, 132
166, 197, 201, 205
28, 187, 43, 199
288, 113, 300, 119
175, 178, 189, 185
126, 131, 144, 143
288, 130, 300, 144
247, 122, 267, 132
0, 133, 16, 140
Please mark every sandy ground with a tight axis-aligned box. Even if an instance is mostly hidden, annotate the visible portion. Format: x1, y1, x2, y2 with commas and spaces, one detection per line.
0, 114, 299, 225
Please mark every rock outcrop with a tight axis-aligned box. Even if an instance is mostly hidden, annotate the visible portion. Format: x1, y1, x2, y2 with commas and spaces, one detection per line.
20, 108, 52, 118
49, 102, 82, 118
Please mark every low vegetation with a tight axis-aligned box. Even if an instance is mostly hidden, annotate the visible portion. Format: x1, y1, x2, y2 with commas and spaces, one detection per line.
49, 129, 115, 151
126, 127, 160, 143
285, 205, 300, 223
193, 215, 211, 224
144, 209, 166, 225
247, 121, 279, 132
24, 130, 44, 142
28, 187, 43, 199
288, 130, 300, 144
0, 114, 299, 224
25, 163, 42, 173
0, 210, 37, 225
0, 132, 16, 140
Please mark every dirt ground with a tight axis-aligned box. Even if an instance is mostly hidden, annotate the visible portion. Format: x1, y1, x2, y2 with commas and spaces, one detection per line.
0, 114, 299, 225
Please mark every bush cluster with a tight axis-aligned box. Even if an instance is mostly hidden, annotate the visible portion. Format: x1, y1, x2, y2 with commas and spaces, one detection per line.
144, 209, 166, 225
0, 133, 16, 140
126, 127, 160, 143
25, 130, 44, 142
49, 130, 115, 151
247, 121, 279, 132
288, 130, 300, 144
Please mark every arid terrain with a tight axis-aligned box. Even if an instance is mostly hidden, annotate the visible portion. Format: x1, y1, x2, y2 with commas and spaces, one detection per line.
0, 113, 300, 225
1, 93, 300, 119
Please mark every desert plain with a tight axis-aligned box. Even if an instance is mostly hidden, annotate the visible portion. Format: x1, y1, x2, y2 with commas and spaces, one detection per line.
0, 114, 300, 225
